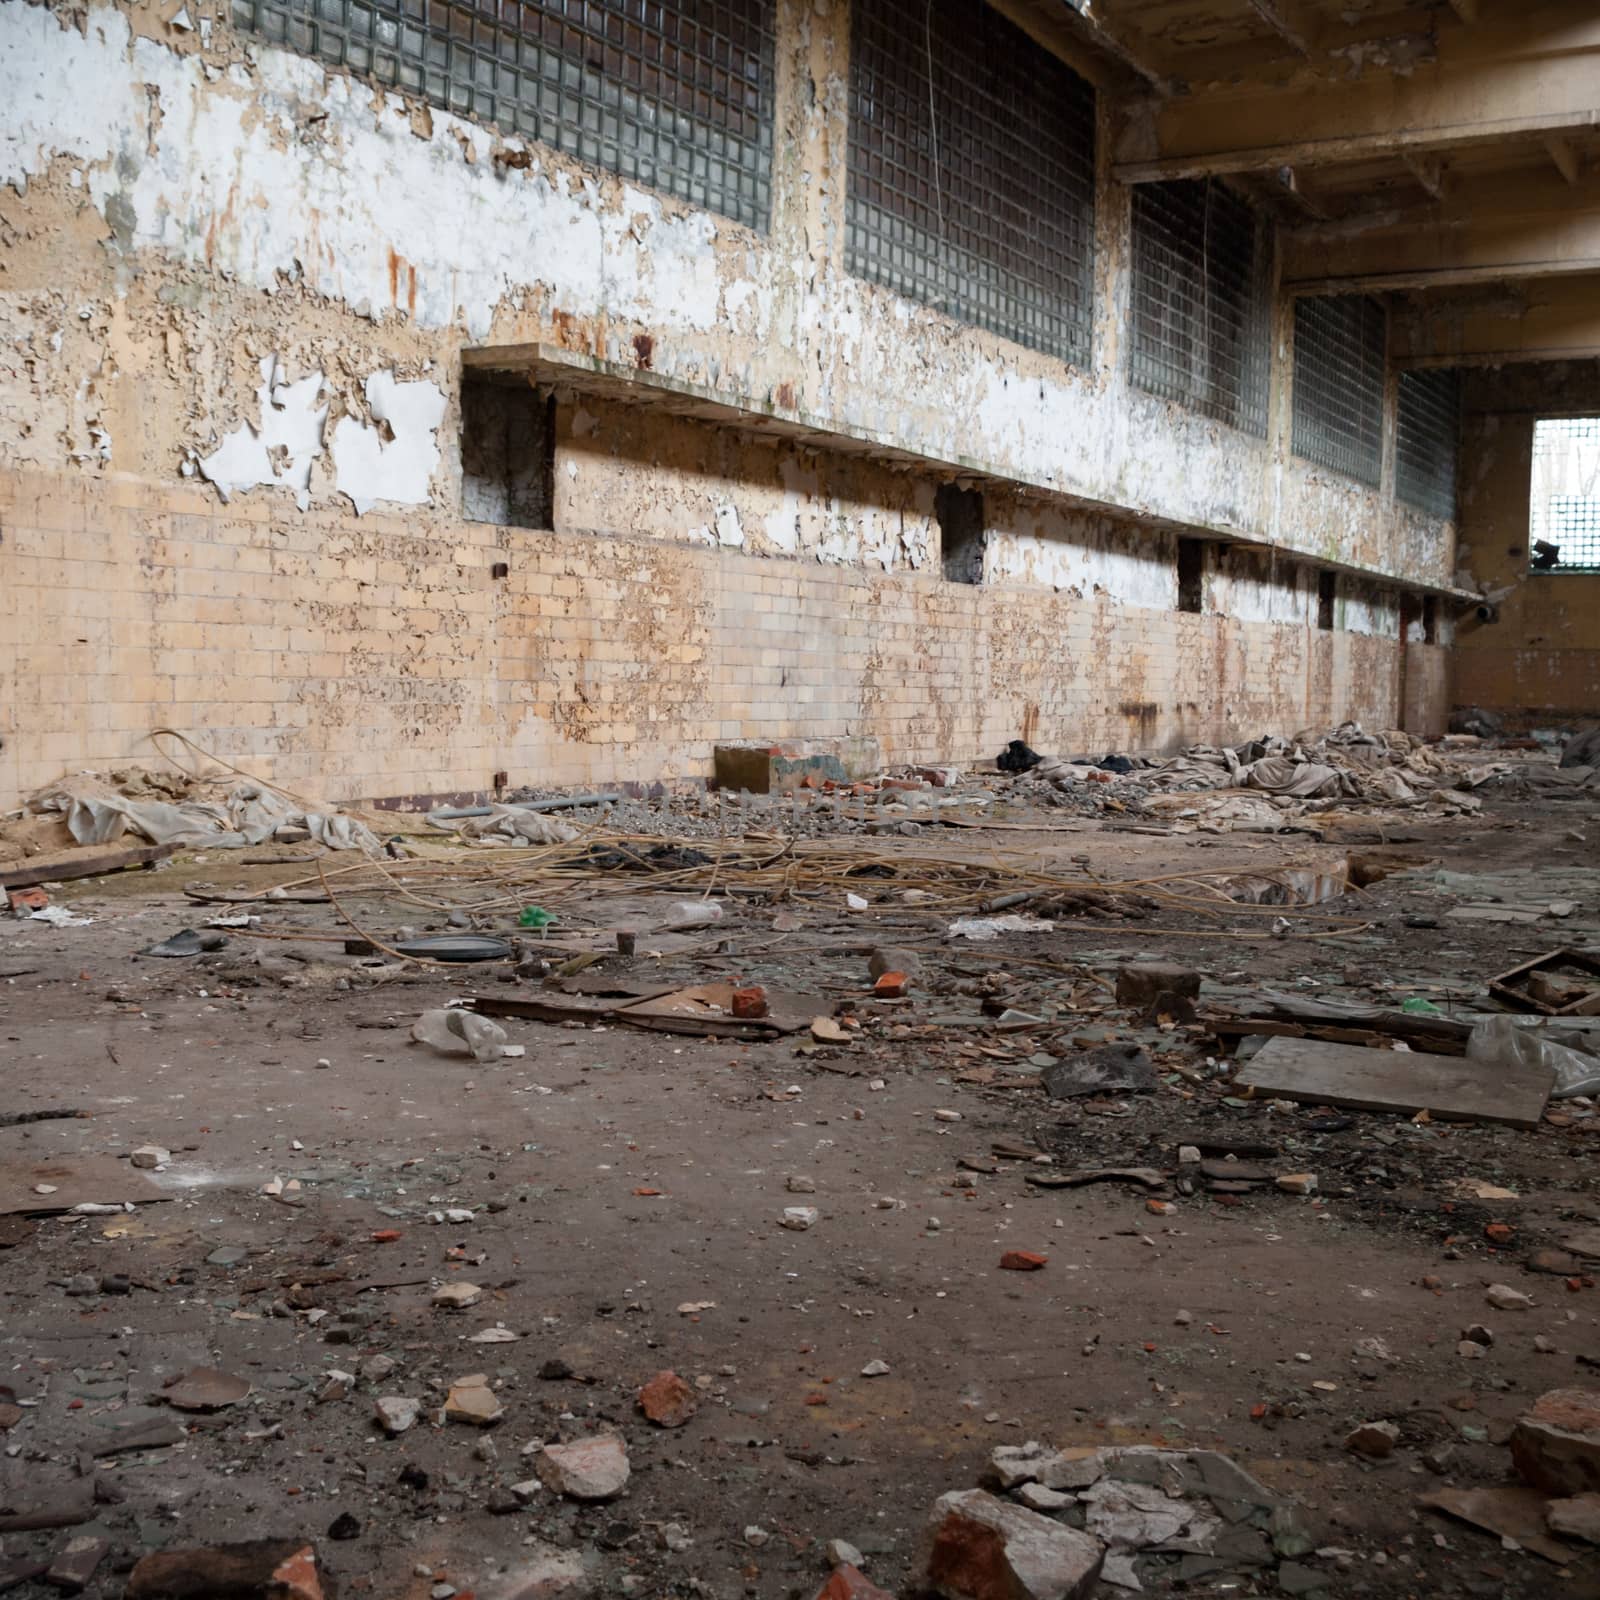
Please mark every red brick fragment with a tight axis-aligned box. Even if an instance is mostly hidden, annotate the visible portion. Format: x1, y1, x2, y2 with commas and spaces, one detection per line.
814, 1564, 895, 1600
999, 1251, 1047, 1272
873, 972, 909, 998
731, 986, 769, 1019
638, 1370, 697, 1428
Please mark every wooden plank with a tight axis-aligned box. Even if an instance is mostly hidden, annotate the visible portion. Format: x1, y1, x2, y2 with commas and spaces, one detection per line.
0, 843, 174, 891
1231, 1036, 1552, 1128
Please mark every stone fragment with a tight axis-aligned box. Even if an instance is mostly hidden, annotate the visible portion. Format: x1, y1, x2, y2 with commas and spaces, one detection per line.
1485, 1284, 1533, 1310
444, 1374, 503, 1425
1462, 1323, 1495, 1347
924, 1487, 1104, 1600
1547, 1493, 1600, 1543
814, 1566, 894, 1600
316, 1371, 353, 1404
826, 1540, 866, 1569
1511, 1388, 1600, 1495
362, 1354, 399, 1383
869, 947, 922, 981
126, 1541, 326, 1599
45, 1536, 110, 1593
1529, 1249, 1581, 1276
131, 1145, 171, 1169
990, 1443, 1106, 1493
787, 1175, 817, 1194
1115, 963, 1201, 1008
1015, 1483, 1074, 1512
535, 1435, 630, 1500
1345, 1421, 1399, 1459
1041, 1045, 1156, 1100
165, 1367, 251, 1412
744, 1527, 771, 1548
1275, 1173, 1317, 1195
375, 1396, 421, 1434
433, 1282, 482, 1309
782, 1207, 819, 1231
638, 1370, 697, 1428
1177, 1146, 1201, 1164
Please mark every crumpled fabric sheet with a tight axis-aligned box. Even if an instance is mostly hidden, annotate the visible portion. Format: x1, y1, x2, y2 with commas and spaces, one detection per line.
34, 780, 381, 853
424, 804, 578, 847
1241, 756, 1345, 798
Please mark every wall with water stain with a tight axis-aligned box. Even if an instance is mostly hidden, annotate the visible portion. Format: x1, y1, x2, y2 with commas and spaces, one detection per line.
0, 0, 1455, 802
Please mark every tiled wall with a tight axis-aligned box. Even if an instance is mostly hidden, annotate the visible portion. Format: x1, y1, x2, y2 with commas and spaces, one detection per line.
0, 467, 1447, 808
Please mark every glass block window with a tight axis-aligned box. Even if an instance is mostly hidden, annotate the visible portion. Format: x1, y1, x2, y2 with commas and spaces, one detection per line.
1531, 417, 1600, 573
845, 0, 1097, 365
230, 0, 777, 232
1291, 295, 1387, 487
1129, 179, 1271, 436
1395, 368, 1461, 520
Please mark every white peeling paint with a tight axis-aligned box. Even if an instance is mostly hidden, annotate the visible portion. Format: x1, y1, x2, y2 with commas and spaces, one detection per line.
0, 5, 742, 344
987, 511, 1175, 609
713, 504, 745, 547
331, 370, 447, 515
198, 355, 326, 509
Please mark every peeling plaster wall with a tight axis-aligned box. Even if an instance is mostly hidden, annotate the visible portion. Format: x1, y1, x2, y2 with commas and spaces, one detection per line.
0, 465, 1433, 809
0, 0, 1455, 800
0, 0, 1453, 581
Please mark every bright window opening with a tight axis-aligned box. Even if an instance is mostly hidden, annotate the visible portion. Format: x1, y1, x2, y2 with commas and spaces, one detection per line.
1530, 417, 1600, 574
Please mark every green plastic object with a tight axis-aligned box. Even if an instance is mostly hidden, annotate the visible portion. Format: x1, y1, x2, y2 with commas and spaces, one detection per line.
1401, 996, 1442, 1015
518, 905, 555, 931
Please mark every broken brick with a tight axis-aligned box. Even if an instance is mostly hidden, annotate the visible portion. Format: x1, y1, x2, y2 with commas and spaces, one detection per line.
731, 986, 769, 1019
638, 1369, 697, 1429
814, 1564, 895, 1600
999, 1251, 1047, 1272
1512, 1389, 1600, 1496
125, 1540, 328, 1599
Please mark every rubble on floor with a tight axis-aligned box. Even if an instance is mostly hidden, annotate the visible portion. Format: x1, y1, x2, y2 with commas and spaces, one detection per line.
2, 729, 1599, 1596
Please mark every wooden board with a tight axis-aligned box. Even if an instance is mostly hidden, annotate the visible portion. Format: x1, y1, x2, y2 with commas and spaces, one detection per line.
1231, 1035, 1552, 1129
1, 843, 173, 891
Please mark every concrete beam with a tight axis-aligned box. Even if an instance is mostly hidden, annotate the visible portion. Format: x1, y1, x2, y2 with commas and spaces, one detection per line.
1547, 136, 1582, 185
1245, 0, 1319, 56
1392, 277, 1600, 367
1282, 170, 1600, 292
1113, 1, 1600, 182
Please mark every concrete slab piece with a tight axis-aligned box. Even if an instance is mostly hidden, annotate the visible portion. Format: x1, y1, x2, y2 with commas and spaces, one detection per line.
0, 1157, 166, 1216
1231, 1036, 1553, 1128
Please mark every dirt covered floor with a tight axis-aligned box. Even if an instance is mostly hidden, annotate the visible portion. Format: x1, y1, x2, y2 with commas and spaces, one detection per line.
2, 765, 1600, 1600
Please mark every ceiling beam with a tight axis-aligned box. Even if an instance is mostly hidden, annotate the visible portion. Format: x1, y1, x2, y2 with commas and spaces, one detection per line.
989, 0, 1170, 97
1392, 276, 1600, 367
1282, 168, 1600, 293
1280, 188, 1600, 297
1113, 1, 1600, 183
